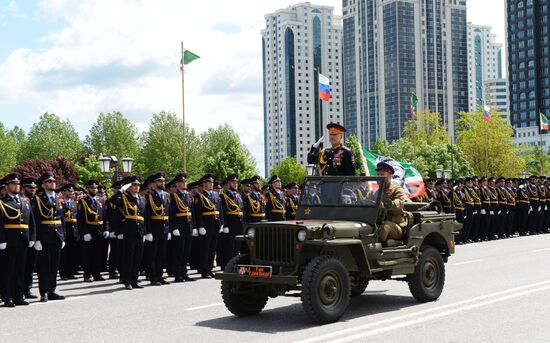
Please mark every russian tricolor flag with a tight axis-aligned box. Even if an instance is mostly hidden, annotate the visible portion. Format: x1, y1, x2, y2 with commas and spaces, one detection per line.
319, 74, 331, 101
483, 105, 491, 124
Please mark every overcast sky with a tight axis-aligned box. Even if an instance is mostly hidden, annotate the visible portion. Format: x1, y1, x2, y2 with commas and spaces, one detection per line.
0, 0, 505, 174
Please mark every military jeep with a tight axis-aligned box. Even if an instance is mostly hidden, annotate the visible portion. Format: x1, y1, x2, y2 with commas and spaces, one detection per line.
215, 176, 461, 324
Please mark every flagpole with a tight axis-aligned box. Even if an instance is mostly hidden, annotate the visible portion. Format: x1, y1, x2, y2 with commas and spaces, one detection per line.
317, 68, 322, 141
181, 41, 187, 172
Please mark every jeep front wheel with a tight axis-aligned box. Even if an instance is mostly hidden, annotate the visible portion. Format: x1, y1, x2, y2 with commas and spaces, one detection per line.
301, 256, 351, 324
351, 280, 369, 297
221, 254, 268, 316
407, 246, 445, 302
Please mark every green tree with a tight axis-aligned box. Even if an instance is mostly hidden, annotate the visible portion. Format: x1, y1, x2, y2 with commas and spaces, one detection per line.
402, 110, 449, 152
269, 157, 307, 185
139, 111, 201, 179
456, 109, 525, 177
198, 124, 257, 181
0, 122, 19, 175
74, 156, 112, 189
21, 113, 85, 162
521, 145, 550, 176
85, 111, 140, 163
346, 134, 366, 175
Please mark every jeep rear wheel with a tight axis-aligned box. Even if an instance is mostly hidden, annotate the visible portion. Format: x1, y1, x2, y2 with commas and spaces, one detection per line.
221, 254, 268, 316
407, 246, 445, 302
301, 256, 350, 324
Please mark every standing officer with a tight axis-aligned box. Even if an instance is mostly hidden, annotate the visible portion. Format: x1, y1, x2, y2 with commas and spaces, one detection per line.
505, 179, 517, 237
20, 177, 39, 299
452, 179, 465, 243
537, 176, 547, 234
33, 172, 65, 302
307, 123, 356, 176
59, 184, 78, 280
495, 178, 509, 239
265, 175, 286, 221
487, 177, 499, 240
169, 173, 195, 282
515, 180, 530, 236
243, 175, 266, 224
479, 177, 492, 241
240, 179, 251, 199
218, 173, 244, 270
0, 173, 35, 307
106, 180, 123, 280
194, 174, 223, 279
527, 175, 540, 235
78, 180, 108, 282
462, 178, 475, 243
145, 172, 171, 286
436, 180, 452, 213
286, 182, 300, 220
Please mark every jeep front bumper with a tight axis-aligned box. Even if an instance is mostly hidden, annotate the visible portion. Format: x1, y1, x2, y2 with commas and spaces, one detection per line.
214, 272, 298, 286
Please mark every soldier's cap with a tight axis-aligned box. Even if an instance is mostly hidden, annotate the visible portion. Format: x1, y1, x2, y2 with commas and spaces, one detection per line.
122, 175, 142, 185
111, 180, 124, 189
261, 184, 270, 192
488, 177, 496, 182
187, 181, 196, 189
213, 181, 221, 189
505, 178, 513, 183
529, 175, 537, 180
464, 177, 473, 183
496, 177, 505, 182
424, 178, 434, 184
150, 172, 166, 182
199, 173, 215, 184
223, 173, 239, 185
240, 178, 250, 186
472, 176, 479, 181
21, 177, 38, 188
59, 183, 75, 192
3, 172, 21, 185
454, 178, 464, 186
172, 173, 188, 184
539, 175, 546, 180
38, 172, 56, 185
435, 179, 444, 186
268, 174, 281, 184
287, 182, 299, 189
375, 161, 395, 174
326, 122, 346, 135
98, 184, 106, 192
84, 180, 100, 188
249, 175, 261, 184
480, 177, 488, 182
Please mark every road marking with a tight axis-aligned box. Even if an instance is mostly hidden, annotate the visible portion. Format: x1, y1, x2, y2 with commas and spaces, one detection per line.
296, 279, 550, 343
534, 247, 550, 253
453, 259, 483, 265
31, 295, 88, 306
184, 302, 224, 311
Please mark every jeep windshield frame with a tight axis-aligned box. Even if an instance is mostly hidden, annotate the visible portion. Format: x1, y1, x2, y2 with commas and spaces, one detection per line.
296, 176, 386, 225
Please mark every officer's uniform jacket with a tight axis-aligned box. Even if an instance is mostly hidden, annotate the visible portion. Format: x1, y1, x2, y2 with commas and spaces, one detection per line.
77, 194, 107, 237
33, 192, 65, 243
308, 144, 356, 176
145, 190, 170, 235
194, 190, 223, 231
169, 189, 194, 234
63, 197, 79, 239
243, 191, 265, 223
266, 189, 286, 221
115, 192, 147, 237
286, 194, 299, 220
220, 190, 244, 233
0, 194, 36, 246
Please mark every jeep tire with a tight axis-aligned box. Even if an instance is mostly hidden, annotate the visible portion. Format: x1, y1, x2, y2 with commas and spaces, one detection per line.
301, 256, 351, 324
407, 246, 445, 302
351, 280, 369, 297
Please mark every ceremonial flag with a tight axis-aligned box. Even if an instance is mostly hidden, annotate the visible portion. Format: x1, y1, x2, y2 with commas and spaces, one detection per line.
180, 49, 200, 72
409, 93, 418, 116
541, 112, 549, 131
483, 105, 492, 124
319, 74, 331, 101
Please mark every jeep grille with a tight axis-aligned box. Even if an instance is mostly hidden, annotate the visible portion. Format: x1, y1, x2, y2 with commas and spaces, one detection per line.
255, 226, 296, 265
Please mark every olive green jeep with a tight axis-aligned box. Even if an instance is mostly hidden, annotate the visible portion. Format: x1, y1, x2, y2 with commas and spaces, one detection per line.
215, 176, 461, 324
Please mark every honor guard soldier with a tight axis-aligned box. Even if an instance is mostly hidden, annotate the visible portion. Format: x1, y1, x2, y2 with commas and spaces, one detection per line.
168, 173, 195, 282
265, 175, 286, 221
537, 176, 547, 234
526, 175, 539, 235
286, 182, 300, 220
218, 173, 244, 270
106, 180, 123, 280
194, 174, 224, 279
20, 177, 39, 299
487, 178, 499, 240
145, 172, 171, 286
78, 180, 108, 282
33, 172, 65, 302
114, 176, 146, 290
243, 175, 266, 224
504, 179, 517, 237
307, 123, 356, 176
436, 180, 452, 213
0, 173, 36, 307
495, 178, 509, 239
240, 178, 252, 199
452, 179, 465, 243
515, 180, 530, 236
462, 178, 475, 243
479, 177, 492, 241
59, 184, 79, 280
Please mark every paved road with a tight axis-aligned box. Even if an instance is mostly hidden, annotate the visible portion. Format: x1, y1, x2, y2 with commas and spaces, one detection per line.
2, 234, 550, 343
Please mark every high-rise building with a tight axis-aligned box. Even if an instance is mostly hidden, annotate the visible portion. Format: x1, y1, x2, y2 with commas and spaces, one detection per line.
467, 23, 503, 112
484, 78, 509, 121
507, 0, 550, 150
342, 0, 468, 148
262, 3, 343, 175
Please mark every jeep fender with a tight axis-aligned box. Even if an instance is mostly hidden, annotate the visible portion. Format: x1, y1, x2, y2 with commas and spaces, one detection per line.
305, 240, 371, 274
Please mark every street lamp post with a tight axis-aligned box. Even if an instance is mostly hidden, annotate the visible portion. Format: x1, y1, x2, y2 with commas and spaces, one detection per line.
435, 168, 443, 179
443, 169, 451, 180
98, 155, 133, 184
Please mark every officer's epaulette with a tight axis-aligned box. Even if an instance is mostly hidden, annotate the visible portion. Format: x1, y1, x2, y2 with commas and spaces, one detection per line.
341, 145, 351, 151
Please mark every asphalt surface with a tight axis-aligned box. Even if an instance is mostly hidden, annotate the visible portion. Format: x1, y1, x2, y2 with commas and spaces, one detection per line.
2, 234, 550, 343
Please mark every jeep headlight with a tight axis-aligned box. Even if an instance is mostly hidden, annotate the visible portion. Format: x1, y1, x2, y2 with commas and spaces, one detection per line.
297, 229, 307, 242
246, 228, 255, 240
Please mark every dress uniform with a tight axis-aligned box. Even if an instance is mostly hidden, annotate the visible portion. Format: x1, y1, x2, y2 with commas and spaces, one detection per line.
106, 180, 124, 280
452, 180, 465, 243
78, 180, 109, 282
545, 178, 550, 233
243, 175, 266, 224
168, 173, 195, 282
265, 175, 286, 221
479, 178, 492, 241
286, 182, 300, 220
0, 173, 36, 307
471, 180, 482, 242
495, 178, 509, 239
33, 172, 65, 302
59, 184, 79, 280
307, 123, 356, 176
515, 181, 530, 236
462, 178, 475, 243
537, 177, 547, 234
21, 177, 39, 299
145, 172, 171, 286
505, 179, 517, 237
113, 176, 146, 290
218, 173, 244, 270
436, 180, 453, 213
527, 176, 540, 235
194, 174, 224, 279
488, 178, 500, 240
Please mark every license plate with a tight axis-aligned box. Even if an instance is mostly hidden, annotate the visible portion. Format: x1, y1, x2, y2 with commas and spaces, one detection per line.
235, 264, 272, 278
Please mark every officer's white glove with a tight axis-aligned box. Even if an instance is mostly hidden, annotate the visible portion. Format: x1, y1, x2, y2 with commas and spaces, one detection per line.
529, 206, 533, 212
109, 232, 116, 239
83, 234, 92, 242
539, 206, 542, 211
463, 216, 467, 219
34, 241, 43, 251
480, 209, 486, 215
546, 205, 548, 211
102, 231, 110, 239
473, 211, 478, 215
167, 233, 172, 241
223, 227, 230, 234
145, 233, 153, 242
498, 210, 501, 215
219, 226, 224, 233
312, 136, 324, 149
0, 242, 6, 250
192, 229, 199, 237
28, 241, 35, 248
117, 234, 124, 240
61, 241, 65, 249
143, 236, 146, 242
172, 229, 180, 237
198, 227, 206, 236
490, 211, 494, 215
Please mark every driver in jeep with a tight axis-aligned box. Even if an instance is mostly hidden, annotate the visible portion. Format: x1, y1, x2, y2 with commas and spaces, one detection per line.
376, 161, 408, 244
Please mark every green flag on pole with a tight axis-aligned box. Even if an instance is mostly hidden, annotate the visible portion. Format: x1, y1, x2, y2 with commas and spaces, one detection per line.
180, 50, 200, 72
